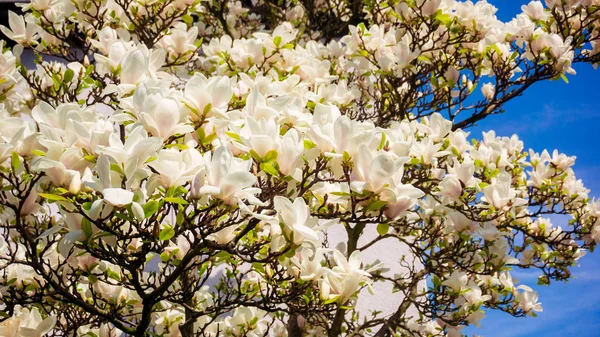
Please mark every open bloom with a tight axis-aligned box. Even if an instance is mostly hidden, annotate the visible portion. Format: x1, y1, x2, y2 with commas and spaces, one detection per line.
0, 306, 56, 337
351, 145, 409, 194
132, 83, 194, 140
184, 74, 233, 119
0, 11, 38, 45
320, 250, 372, 304
273, 196, 323, 246
149, 148, 204, 188
190, 146, 259, 205
442, 270, 469, 293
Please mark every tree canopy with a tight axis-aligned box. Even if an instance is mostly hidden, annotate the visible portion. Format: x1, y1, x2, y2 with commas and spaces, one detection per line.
0, 0, 599, 336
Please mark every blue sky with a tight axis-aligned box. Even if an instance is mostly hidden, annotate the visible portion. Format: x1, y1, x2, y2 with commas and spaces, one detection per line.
463, 1, 600, 336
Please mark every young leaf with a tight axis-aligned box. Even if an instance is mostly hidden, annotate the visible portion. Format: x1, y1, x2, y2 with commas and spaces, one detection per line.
159, 225, 175, 241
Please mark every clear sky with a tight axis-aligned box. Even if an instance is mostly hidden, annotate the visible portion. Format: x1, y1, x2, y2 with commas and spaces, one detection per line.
463, 1, 600, 336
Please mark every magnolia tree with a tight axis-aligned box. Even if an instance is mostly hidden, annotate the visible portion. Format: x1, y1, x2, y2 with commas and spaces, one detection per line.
1, 0, 600, 336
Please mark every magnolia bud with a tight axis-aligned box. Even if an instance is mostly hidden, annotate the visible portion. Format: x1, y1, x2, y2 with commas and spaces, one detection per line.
444, 66, 460, 84
481, 83, 495, 100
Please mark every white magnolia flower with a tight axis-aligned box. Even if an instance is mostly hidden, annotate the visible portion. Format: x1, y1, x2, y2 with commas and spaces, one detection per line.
351, 145, 408, 194
0, 306, 56, 337
191, 146, 259, 205
289, 247, 328, 281
101, 126, 162, 187
443, 270, 469, 292
320, 250, 372, 303
273, 196, 321, 245
149, 148, 204, 188
482, 172, 517, 209
132, 83, 194, 140
184, 74, 233, 119
0, 11, 38, 45
517, 286, 543, 313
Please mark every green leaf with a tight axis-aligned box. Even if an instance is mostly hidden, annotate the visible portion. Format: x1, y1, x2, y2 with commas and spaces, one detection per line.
378, 132, 387, 151
357, 22, 367, 34
249, 149, 262, 162
366, 200, 387, 212
39, 193, 68, 201
165, 143, 189, 151
143, 200, 159, 218
322, 296, 340, 305
203, 103, 212, 115
160, 252, 171, 262
64, 68, 75, 82
51, 74, 62, 89
260, 162, 279, 176
82, 218, 92, 239
225, 131, 241, 142
164, 197, 189, 205
114, 212, 135, 223
330, 191, 350, 196
31, 149, 46, 157
432, 275, 441, 288
56, 187, 69, 195
106, 268, 121, 281
252, 262, 265, 274
273, 35, 282, 47
376, 223, 390, 236
303, 139, 316, 150
11, 152, 20, 171
263, 150, 278, 163
435, 12, 452, 25
417, 55, 431, 63
176, 208, 184, 226
159, 225, 175, 241
182, 14, 193, 24
87, 274, 98, 284
110, 163, 123, 175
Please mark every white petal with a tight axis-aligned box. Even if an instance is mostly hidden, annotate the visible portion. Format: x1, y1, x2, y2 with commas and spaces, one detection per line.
120, 49, 148, 84
58, 230, 85, 256
103, 188, 134, 207
131, 202, 145, 221
210, 76, 233, 108
32, 101, 57, 127
274, 196, 296, 227
220, 171, 257, 199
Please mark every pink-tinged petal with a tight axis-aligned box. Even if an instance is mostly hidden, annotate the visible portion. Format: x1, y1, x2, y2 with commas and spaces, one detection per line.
152, 98, 181, 138
333, 115, 352, 152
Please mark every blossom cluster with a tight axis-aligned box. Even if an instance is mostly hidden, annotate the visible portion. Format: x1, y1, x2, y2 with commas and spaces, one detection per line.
0, 0, 599, 336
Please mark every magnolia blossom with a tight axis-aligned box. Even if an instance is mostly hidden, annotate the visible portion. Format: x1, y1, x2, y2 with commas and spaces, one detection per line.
273, 196, 321, 246
190, 146, 259, 205
0, 306, 56, 337
320, 250, 373, 304
0, 11, 38, 45
0, 1, 598, 336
